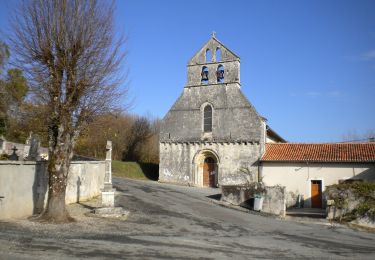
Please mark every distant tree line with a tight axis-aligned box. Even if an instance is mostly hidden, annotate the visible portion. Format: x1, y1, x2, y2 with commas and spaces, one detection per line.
75, 112, 160, 163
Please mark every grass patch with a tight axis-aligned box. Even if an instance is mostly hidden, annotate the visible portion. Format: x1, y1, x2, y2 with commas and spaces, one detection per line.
112, 160, 159, 181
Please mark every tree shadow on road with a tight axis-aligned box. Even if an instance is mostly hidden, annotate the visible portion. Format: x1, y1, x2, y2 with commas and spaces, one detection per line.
206, 194, 222, 201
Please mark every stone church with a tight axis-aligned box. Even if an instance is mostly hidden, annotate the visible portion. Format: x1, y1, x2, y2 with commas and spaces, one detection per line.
159, 34, 283, 187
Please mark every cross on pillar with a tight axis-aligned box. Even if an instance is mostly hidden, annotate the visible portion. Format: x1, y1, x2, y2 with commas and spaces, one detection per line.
105, 140, 112, 185
102, 140, 115, 207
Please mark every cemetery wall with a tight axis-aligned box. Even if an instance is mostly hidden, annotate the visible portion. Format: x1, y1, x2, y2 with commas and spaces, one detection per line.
0, 160, 105, 219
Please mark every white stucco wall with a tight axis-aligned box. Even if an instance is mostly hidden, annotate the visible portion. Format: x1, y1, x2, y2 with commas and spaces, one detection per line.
0, 160, 105, 219
261, 162, 375, 208
65, 162, 106, 204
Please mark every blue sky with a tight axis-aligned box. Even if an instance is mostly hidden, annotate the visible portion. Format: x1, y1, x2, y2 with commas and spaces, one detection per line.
1, 0, 375, 142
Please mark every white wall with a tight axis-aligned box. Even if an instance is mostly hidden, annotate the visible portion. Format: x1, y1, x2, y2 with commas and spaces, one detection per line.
261, 162, 375, 208
0, 160, 105, 219
65, 162, 106, 203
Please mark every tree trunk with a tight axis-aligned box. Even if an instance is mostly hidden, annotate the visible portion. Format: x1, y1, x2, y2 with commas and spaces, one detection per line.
39, 124, 75, 223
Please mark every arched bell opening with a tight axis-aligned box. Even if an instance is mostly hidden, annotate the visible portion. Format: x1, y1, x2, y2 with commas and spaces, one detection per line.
201, 66, 209, 84
216, 65, 224, 83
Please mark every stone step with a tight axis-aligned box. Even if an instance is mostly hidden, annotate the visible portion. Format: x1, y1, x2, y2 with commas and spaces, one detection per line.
286, 208, 326, 219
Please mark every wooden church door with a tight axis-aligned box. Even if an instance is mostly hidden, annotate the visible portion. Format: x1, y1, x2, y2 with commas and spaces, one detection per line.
203, 157, 215, 187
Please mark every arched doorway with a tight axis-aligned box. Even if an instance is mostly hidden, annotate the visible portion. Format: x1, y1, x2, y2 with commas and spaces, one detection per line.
193, 150, 219, 188
203, 157, 215, 187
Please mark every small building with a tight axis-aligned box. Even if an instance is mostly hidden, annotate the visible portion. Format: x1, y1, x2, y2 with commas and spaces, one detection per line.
261, 143, 375, 208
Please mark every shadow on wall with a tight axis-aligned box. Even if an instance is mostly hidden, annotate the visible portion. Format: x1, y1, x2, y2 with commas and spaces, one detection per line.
76, 176, 81, 203
139, 162, 159, 181
32, 162, 48, 215
31, 164, 91, 215
350, 167, 375, 181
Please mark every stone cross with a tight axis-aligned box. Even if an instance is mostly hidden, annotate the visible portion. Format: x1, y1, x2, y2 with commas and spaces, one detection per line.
102, 141, 116, 208
105, 140, 112, 185
102, 140, 115, 207
212, 31, 216, 38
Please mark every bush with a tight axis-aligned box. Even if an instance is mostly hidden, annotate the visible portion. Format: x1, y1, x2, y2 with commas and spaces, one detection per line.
0, 153, 9, 160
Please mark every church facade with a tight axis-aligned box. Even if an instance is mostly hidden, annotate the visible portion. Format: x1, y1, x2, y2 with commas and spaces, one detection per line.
159, 35, 278, 187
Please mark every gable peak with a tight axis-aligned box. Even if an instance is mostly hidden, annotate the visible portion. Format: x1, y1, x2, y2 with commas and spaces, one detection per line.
188, 34, 240, 65
186, 34, 241, 86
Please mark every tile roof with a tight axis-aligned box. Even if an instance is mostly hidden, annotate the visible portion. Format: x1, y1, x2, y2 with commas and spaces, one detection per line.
261, 143, 375, 163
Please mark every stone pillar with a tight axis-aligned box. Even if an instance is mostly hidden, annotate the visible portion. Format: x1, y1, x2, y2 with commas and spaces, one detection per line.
104, 140, 113, 187
102, 140, 115, 207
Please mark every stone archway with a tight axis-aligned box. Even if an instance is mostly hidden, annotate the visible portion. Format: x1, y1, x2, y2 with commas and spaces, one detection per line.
193, 149, 219, 188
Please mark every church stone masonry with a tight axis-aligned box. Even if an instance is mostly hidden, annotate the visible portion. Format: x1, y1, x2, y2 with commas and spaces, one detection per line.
159, 35, 267, 187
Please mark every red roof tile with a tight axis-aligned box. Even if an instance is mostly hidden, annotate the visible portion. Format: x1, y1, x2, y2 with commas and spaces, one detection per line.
261, 143, 375, 163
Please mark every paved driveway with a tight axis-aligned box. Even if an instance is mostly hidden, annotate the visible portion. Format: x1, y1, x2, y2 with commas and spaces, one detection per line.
0, 177, 374, 259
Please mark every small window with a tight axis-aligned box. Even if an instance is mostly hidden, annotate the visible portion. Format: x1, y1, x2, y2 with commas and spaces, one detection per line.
216, 65, 224, 83
201, 66, 209, 84
204, 105, 212, 132
205, 49, 212, 63
216, 47, 221, 61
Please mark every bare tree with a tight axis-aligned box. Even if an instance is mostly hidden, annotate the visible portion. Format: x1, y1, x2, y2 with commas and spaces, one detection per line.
122, 116, 153, 162
9, 0, 127, 222
342, 129, 375, 142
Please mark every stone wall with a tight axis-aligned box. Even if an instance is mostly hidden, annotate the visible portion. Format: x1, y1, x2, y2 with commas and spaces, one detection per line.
262, 186, 286, 217
159, 141, 262, 186
160, 83, 264, 143
325, 182, 375, 228
0, 160, 105, 219
0, 138, 48, 160
221, 184, 286, 217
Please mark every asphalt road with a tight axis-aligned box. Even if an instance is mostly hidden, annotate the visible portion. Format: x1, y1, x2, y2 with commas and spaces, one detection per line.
0, 177, 374, 259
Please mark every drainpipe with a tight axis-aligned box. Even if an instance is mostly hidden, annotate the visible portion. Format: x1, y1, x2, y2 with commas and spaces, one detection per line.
258, 161, 263, 183
306, 161, 310, 180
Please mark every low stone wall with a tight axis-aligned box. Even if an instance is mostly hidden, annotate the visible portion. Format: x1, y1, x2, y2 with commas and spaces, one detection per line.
262, 186, 286, 217
325, 182, 375, 228
221, 184, 286, 217
0, 160, 105, 219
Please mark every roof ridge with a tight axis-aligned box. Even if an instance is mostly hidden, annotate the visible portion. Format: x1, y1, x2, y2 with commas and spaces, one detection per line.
262, 142, 375, 162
